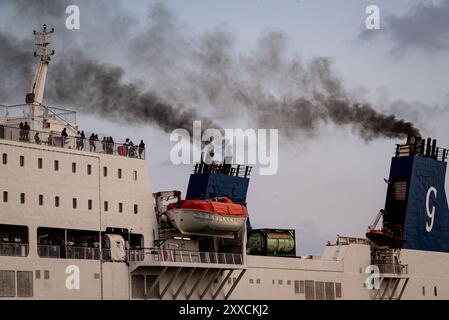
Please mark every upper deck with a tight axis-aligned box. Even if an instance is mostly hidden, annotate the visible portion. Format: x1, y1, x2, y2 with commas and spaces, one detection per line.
0, 104, 145, 160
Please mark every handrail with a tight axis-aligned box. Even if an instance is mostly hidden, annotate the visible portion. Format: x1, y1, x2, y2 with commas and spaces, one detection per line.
129, 248, 244, 265
193, 162, 252, 178
374, 263, 409, 275
0, 243, 29, 257
37, 244, 109, 260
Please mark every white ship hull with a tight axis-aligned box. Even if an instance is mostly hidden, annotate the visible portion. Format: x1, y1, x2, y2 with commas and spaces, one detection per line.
1, 242, 449, 300
0, 125, 448, 300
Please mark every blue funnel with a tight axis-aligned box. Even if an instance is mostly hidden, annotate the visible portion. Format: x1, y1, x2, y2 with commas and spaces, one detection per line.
383, 137, 449, 252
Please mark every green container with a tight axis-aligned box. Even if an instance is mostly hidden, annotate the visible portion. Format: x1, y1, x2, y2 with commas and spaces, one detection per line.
247, 229, 296, 257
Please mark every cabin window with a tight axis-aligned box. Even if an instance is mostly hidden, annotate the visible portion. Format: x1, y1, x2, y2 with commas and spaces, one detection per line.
294, 280, 300, 294
88, 200, 92, 210
20, 193, 25, 204
72, 198, 77, 209
118, 169, 122, 179
72, 162, 76, 173
38, 158, 43, 169
305, 280, 315, 300
3, 191, 7, 203
315, 281, 325, 300
87, 164, 92, 175
134, 204, 138, 214
133, 170, 138, 181
104, 201, 108, 212
0, 224, 29, 258
38, 195, 43, 206
325, 282, 335, 300
335, 283, 342, 298
119, 203, 123, 213
54, 160, 59, 171
300, 280, 305, 294
2, 153, 6, 165
17, 271, 33, 298
0, 271, 15, 297
55, 196, 60, 207
19, 156, 24, 167
103, 167, 107, 177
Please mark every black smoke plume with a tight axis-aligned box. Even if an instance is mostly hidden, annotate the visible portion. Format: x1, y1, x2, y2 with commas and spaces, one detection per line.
0, 1, 421, 141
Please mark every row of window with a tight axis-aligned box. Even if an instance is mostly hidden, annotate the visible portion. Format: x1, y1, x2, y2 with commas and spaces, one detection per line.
2, 153, 138, 180
0, 270, 33, 298
245, 278, 342, 299
2, 192, 138, 214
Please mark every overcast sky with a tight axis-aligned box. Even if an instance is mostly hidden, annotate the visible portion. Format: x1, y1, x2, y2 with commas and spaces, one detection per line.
2, 0, 449, 255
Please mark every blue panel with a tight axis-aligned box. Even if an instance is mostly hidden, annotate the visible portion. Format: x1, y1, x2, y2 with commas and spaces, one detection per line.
403, 157, 449, 252
384, 154, 449, 252
186, 172, 250, 206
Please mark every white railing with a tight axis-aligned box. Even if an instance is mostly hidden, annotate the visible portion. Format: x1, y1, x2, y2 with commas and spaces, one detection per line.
129, 248, 243, 265
0, 124, 145, 160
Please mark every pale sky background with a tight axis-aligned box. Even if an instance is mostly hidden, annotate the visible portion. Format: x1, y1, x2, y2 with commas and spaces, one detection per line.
3, 0, 449, 255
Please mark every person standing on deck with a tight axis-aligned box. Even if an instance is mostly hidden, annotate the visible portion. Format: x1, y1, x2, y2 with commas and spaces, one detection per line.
139, 140, 145, 159
61, 128, 68, 147
89, 133, 96, 152
80, 131, 85, 150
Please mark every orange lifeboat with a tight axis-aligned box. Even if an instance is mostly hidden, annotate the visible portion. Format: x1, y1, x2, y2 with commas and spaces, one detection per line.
166, 198, 248, 238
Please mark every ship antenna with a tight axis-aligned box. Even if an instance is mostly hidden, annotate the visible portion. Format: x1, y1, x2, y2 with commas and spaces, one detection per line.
26, 24, 55, 116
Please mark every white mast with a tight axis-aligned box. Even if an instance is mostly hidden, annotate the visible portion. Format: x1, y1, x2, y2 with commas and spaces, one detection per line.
26, 24, 55, 118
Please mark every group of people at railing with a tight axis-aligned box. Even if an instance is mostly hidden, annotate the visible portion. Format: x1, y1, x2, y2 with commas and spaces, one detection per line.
39, 235, 103, 259
19, 122, 31, 141
0, 232, 28, 256
8, 122, 146, 159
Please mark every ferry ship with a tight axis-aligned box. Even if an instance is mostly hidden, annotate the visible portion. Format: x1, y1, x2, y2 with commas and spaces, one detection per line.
1, 26, 449, 300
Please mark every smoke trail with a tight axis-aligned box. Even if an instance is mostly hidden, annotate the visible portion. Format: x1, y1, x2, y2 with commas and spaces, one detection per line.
0, 1, 421, 141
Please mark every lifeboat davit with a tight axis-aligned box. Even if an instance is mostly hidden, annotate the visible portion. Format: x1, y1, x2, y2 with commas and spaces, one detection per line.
166, 198, 248, 238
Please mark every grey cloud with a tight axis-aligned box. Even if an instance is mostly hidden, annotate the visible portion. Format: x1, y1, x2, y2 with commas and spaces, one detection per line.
359, 1, 449, 54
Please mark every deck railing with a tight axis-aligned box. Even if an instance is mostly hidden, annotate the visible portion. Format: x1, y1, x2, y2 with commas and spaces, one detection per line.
38, 245, 110, 260
129, 248, 243, 265
193, 162, 252, 178
0, 104, 76, 124
375, 263, 409, 275
0, 243, 29, 257
0, 124, 145, 160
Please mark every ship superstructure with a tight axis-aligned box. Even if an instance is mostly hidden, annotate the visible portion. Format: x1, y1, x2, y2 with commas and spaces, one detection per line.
1, 26, 449, 300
